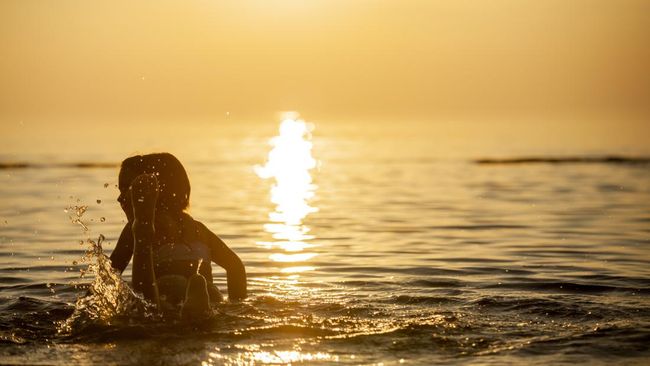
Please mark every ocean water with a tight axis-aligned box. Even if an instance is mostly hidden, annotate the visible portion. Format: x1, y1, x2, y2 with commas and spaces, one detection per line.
0, 121, 649, 365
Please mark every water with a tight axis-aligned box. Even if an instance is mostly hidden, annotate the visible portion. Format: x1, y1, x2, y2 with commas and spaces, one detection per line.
0, 121, 649, 365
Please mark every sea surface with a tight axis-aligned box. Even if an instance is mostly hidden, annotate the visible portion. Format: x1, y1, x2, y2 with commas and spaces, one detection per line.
0, 120, 649, 365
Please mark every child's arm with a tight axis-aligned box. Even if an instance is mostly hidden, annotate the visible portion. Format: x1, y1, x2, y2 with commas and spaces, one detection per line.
197, 222, 247, 300
109, 223, 134, 274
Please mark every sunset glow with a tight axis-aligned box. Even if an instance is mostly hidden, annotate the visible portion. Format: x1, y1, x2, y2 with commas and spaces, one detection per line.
1, 2, 649, 364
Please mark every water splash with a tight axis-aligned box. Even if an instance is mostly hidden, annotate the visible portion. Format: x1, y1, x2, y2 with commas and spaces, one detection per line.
65, 205, 89, 232
60, 203, 158, 334
59, 234, 157, 334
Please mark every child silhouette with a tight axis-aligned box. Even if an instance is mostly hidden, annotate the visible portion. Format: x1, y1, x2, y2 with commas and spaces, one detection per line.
109, 153, 247, 318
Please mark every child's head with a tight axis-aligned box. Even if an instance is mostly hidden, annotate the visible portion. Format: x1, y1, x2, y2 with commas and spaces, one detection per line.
118, 153, 190, 218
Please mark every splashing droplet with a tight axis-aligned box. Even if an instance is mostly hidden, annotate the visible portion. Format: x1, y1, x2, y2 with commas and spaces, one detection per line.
100, 217, 106, 222
66, 205, 89, 231
60, 233, 156, 334
104, 183, 110, 188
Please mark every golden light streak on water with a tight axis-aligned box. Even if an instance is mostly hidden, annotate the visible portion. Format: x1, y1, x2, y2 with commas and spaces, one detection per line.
256, 240, 312, 252
255, 117, 318, 275
203, 345, 337, 365
261, 224, 314, 242
269, 253, 317, 262
280, 266, 316, 274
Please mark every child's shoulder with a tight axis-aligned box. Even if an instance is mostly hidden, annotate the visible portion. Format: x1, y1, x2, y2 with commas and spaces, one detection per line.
180, 214, 213, 241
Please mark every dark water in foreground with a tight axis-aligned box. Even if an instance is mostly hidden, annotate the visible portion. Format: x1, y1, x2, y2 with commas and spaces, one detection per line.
1, 124, 649, 365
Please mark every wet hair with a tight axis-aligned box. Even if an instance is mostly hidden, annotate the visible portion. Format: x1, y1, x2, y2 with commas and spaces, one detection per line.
119, 153, 198, 244
119, 153, 191, 213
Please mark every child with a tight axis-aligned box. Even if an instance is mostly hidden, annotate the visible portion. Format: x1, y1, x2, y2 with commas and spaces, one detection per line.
109, 153, 247, 318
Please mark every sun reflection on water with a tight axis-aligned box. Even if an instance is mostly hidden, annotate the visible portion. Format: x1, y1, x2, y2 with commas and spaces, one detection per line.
255, 117, 318, 276
203, 346, 338, 365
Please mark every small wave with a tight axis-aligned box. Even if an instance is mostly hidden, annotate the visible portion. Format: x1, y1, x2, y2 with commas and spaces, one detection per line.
0, 161, 118, 169
0, 282, 85, 296
324, 318, 496, 356
406, 279, 464, 288
0, 276, 28, 285
387, 295, 461, 305
482, 281, 650, 294
475, 156, 650, 165
328, 266, 463, 277
0, 331, 28, 345
518, 323, 650, 357
471, 296, 593, 317
430, 224, 530, 230
0, 264, 81, 273
236, 324, 336, 338
0, 296, 74, 344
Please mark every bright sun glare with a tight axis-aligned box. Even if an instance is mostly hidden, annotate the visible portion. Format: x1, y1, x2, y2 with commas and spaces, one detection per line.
255, 117, 318, 274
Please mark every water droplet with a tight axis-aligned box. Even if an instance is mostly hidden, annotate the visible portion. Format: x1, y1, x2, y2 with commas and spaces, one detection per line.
104, 183, 110, 188
100, 217, 106, 222
72, 260, 78, 265
96, 199, 102, 204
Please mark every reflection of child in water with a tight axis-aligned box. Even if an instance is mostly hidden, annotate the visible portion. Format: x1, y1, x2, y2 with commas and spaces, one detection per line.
109, 153, 247, 319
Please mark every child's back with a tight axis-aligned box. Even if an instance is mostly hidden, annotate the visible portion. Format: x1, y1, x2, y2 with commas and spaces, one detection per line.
109, 153, 246, 318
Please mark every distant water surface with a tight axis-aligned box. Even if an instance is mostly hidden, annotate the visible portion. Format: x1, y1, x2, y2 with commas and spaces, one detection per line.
0, 121, 649, 365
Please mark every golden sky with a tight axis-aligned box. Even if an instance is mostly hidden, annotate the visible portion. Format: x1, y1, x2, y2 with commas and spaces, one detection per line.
1, 0, 649, 124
